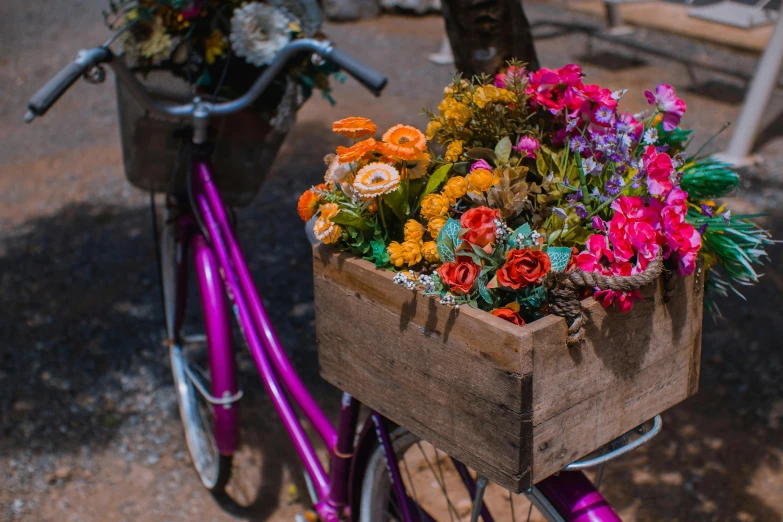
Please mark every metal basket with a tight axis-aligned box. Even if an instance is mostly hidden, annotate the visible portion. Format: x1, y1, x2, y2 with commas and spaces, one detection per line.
116, 68, 299, 207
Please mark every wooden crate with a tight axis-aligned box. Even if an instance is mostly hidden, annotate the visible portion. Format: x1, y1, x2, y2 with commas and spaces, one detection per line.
313, 244, 703, 492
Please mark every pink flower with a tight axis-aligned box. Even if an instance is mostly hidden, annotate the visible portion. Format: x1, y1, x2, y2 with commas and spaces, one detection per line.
514, 136, 539, 158
593, 287, 643, 313
494, 65, 526, 89
644, 84, 687, 132
527, 64, 583, 113
470, 159, 493, 172
643, 145, 674, 197
577, 234, 614, 272
662, 212, 701, 276
619, 112, 643, 141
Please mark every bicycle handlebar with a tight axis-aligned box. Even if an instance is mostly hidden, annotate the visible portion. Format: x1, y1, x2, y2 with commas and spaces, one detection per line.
26, 39, 387, 122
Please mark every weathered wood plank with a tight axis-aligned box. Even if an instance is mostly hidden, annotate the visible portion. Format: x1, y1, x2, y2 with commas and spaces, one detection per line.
531, 274, 699, 426
531, 345, 692, 482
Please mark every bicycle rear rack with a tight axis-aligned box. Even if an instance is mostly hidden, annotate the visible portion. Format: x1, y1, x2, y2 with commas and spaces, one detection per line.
564, 415, 663, 471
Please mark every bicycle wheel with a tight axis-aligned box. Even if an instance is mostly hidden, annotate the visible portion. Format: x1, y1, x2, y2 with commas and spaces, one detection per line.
160, 211, 235, 493
360, 427, 551, 522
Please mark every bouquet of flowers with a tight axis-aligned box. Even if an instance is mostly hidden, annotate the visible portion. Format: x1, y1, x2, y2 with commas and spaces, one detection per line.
104, 0, 337, 119
300, 62, 773, 328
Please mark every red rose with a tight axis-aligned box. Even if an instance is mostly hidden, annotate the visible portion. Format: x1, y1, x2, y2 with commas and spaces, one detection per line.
438, 256, 480, 294
460, 206, 501, 247
566, 246, 579, 272
491, 308, 526, 326
497, 249, 551, 289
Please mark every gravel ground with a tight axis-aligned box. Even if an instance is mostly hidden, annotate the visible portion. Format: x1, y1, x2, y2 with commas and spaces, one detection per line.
1, 1, 782, 521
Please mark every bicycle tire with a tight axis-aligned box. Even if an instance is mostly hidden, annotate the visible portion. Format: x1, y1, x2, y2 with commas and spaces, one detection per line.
359, 427, 560, 522
160, 212, 235, 494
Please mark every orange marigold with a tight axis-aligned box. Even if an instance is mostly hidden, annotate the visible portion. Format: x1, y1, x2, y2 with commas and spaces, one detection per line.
332, 117, 377, 139
381, 124, 427, 159
296, 184, 327, 222
337, 138, 377, 164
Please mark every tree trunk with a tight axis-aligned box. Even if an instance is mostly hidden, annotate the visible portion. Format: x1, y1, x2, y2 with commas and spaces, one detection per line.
441, 0, 540, 77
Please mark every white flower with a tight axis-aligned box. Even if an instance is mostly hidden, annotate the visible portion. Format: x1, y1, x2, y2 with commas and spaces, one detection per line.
324, 154, 353, 189
582, 157, 599, 176
230, 2, 297, 67
643, 127, 659, 145
552, 207, 568, 221
611, 89, 627, 101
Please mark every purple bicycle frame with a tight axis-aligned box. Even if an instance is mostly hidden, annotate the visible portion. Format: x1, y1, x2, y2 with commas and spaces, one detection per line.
182, 157, 624, 522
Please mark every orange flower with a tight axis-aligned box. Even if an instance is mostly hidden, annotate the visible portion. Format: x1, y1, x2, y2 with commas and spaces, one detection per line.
332, 117, 377, 139
337, 138, 377, 164
297, 184, 326, 222
381, 124, 427, 160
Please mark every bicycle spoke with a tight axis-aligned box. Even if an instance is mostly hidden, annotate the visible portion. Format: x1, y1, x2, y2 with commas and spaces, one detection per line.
509, 491, 516, 522
415, 442, 459, 521
433, 447, 456, 522
526, 502, 533, 522
401, 454, 426, 522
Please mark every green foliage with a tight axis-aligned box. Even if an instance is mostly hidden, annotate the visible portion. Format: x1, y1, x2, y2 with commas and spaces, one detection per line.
687, 210, 773, 302
436, 218, 462, 263
680, 159, 740, 199
416, 164, 452, 209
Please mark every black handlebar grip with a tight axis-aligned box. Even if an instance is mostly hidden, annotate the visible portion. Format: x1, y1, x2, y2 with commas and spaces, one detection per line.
27, 47, 112, 118
327, 48, 387, 96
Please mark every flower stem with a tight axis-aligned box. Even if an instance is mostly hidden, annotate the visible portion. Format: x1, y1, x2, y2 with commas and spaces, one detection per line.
377, 196, 388, 230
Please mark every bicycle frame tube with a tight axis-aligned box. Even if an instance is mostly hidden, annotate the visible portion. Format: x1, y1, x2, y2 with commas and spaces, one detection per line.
535, 472, 623, 522
189, 158, 366, 521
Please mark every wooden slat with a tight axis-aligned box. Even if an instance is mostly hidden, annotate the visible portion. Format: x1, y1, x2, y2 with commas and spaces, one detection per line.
531, 274, 698, 426
532, 345, 692, 482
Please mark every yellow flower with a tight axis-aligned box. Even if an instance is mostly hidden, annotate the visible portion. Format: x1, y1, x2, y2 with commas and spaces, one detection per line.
353, 163, 401, 197
420, 194, 450, 221
438, 97, 470, 126
473, 85, 515, 109
442, 176, 467, 203
444, 141, 463, 163
204, 30, 227, 64
466, 168, 496, 193
427, 216, 448, 239
404, 150, 431, 180
388, 242, 406, 268
319, 202, 340, 220
404, 220, 426, 242
401, 241, 423, 266
388, 241, 423, 267
421, 241, 439, 263
426, 120, 442, 140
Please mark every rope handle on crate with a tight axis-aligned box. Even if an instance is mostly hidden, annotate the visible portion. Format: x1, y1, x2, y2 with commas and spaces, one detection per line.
542, 254, 676, 347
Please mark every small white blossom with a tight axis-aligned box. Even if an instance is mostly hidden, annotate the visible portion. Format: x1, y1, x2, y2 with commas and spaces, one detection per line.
553, 207, 568, 221
440, 293, 456, 306
582, 157, 599, 176
611, 89, 628, 101
643, 127, 658, 145
530, 230, 542, 242
722, 209, 732, 223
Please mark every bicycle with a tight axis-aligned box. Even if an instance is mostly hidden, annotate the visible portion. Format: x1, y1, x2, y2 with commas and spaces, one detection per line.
27, 35, 665, 522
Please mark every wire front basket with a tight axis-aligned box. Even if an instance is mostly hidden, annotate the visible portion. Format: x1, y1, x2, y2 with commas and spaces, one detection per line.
116, 68, 299, 207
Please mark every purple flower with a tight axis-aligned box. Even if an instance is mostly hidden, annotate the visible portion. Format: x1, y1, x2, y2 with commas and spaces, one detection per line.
644, 84, 687, 131
575, 204, 589, 219
631, 172, 643, 189
698, 223, 709, 235
471, 159, 493, 172
570, 136, 587, 153
605, 174, 625, 196
594, 106, 614, 124
513, 136, 540, 159
592, 216, 607, 231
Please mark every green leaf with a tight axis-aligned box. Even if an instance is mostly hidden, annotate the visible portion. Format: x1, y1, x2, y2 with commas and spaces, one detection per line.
330, 211, 372, 232
465, 148, 497, 163
508, 223, 532, 248
478, 275, 492, 304
494, 137, 512, 166
469, 242, 494, 262
382, 188, 407, 221
416, 164, 452, 209
453, 162, 471, 175
436, 218, 462, 263
369, 238, 390, 267
546, 246, 572, 272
